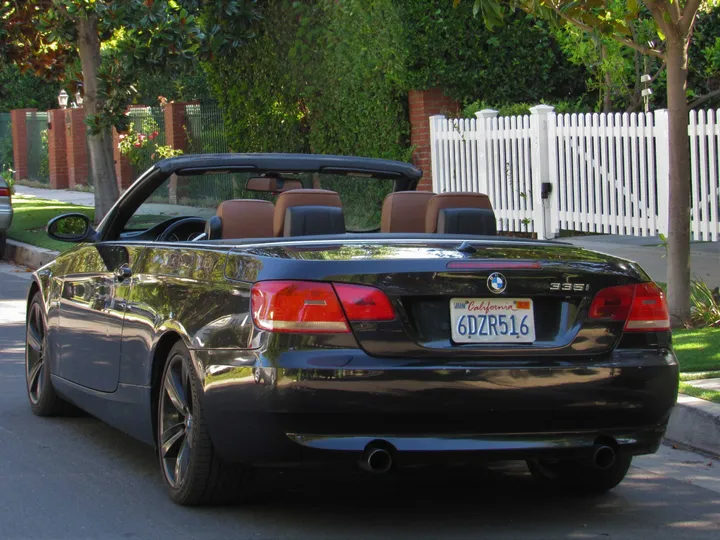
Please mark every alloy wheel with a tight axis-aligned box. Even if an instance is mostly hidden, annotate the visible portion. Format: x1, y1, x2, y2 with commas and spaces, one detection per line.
26, 303, 46, 404
159, 356, 194, 489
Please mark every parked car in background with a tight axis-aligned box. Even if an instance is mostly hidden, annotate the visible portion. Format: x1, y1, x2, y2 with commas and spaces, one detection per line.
24, 154, 678, 505
0, 175, 13, 257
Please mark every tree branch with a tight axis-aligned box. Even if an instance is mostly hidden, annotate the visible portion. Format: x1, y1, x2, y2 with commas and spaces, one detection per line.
689, 88, 720, 109
665, 0, 681, 24
643, 0, 676, 40
549, 3, 665, 59
680, 0, 702, 36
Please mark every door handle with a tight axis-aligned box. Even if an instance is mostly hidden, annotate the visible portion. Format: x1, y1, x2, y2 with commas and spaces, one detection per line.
114, 264, 133, 281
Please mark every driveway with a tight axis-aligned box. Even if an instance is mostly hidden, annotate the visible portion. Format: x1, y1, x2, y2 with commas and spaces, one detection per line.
0, 261, 719, 539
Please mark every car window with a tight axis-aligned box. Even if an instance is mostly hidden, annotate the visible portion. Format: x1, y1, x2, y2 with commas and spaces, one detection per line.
125, 173, 272, 231
302, 174, 394, 231
125, 172, 394, 233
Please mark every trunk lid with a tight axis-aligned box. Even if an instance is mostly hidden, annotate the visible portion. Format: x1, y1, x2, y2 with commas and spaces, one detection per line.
226, 237, 650, 358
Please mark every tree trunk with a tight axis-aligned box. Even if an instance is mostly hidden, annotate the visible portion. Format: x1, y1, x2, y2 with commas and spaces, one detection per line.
664, 39, 692, 326
77, 14, 119, 223
601, 44, 612, 113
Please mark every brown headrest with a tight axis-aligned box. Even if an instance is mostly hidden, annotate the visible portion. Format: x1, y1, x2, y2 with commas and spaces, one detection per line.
425, 192, 493, 233
217, 199, 274, 239
273, 189, 342, 237
381, 191, 435, 233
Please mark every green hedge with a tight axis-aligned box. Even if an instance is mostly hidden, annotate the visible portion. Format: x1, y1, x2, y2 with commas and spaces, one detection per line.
204, 1, 589, 161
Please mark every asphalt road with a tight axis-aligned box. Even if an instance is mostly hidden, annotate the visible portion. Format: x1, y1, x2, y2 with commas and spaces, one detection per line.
1, 261, 719, 540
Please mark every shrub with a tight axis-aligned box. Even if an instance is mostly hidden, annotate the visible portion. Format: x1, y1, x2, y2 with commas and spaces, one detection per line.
689, 280, 720, 328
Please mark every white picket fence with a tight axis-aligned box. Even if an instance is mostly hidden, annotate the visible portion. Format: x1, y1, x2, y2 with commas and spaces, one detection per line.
430, 107, 720, 241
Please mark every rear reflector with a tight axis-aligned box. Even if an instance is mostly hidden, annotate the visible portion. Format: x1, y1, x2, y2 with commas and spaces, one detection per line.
588, 282, 670, 332
333, 283, 396, 321
251, 281, 396, 334
251, 281, 350, 333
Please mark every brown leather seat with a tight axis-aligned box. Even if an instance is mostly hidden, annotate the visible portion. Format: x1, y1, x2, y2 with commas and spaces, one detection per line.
380, 191, 435, 233
273, 189, 343, 237
214, 199, 275, 239
425, 192, 494, 233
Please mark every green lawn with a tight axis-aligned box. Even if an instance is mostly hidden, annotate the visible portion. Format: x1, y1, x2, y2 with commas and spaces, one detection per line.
674, 328, 720, 373
674, 327, 720, 404
678, 383, 720, 404
8, 194, 94, 252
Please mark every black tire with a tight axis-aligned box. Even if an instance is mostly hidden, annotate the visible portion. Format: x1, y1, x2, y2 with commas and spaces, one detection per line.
26, 292, 69, 416
0, 232, 6, 259
157, 342, 252, 505
527, 453, 632, 494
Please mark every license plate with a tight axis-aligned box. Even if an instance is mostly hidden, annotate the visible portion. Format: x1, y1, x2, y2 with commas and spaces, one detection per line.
450, 298, 536, 344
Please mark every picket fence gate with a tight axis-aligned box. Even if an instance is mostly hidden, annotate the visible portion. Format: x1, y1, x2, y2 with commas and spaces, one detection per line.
430, 106, 720, 241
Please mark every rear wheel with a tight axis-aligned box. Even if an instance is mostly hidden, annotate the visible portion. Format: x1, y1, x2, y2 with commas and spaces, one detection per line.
0, 232, 6, 258
26, 292, 69, 416
527, 453, 632, 494
158, 342, 252, 505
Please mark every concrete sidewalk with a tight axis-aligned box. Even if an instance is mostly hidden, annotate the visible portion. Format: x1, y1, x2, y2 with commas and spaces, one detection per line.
14, 185, 94, 206
562, 234, 720, 286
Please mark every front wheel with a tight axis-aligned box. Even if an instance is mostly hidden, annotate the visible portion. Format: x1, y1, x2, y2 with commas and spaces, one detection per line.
25, 292, 69, 416
157, 342, 252, 505
527, 453, 632, 494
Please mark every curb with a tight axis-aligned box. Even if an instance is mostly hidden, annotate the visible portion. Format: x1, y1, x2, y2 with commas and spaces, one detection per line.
666, 395, 720, 456
3, 239, 59, 270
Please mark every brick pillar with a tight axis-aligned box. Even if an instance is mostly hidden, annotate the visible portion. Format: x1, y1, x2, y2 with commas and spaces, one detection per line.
113, 128, 134, 192
10, 108, 37, 180
47, 109, 69, 189
164, 101, 194, 203
408, 88, 460, 192
164, 101, 191, 152
65, 108, 89, 187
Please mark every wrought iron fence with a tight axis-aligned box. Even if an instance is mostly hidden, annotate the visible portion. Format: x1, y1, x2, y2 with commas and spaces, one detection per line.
26, 111, 49, 183
0, 113, 12, 177
184, 102, 234, 202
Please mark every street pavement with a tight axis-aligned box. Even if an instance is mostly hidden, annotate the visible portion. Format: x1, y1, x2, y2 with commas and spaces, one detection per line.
563, 234, 720, 287
1, 260, 719, 539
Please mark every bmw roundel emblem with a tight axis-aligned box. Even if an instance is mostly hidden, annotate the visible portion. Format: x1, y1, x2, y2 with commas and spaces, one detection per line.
487, 272, 507, 294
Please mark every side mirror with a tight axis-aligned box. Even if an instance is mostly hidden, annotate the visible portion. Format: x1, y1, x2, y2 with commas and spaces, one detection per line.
47, 213, 94, 243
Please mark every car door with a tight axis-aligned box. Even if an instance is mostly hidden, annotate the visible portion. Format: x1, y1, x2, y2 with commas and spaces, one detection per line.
58, 243, 142, 392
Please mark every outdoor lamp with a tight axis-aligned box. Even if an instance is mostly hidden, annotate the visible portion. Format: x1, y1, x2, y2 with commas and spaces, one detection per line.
75, 91, 83, 106
58, 90, 69, 109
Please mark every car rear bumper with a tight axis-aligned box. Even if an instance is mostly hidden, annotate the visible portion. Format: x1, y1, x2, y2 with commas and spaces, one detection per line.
194, 348, 678, 465
0, 206, 12, 231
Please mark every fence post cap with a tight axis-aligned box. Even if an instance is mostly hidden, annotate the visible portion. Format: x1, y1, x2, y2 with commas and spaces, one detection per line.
475, 109, 499, 119
430, 114, 447, 119
529, 104, 555, 115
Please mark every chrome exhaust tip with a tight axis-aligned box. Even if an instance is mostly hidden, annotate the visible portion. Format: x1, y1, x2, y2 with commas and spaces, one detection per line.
593, 445, 616, 470
359, 444, 393, 474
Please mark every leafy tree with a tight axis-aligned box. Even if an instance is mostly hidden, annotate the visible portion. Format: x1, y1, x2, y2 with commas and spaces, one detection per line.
400, 2, 587, 105
461, 0, 719, 325
0, 64, 61, 111
0, 0, 257, 220
549, 4, 720, 112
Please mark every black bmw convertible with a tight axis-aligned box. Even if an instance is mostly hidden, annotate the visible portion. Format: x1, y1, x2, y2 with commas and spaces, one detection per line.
24, 154, 678, 505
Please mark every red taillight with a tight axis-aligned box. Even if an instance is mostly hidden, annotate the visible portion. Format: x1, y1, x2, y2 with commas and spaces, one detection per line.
250, 281, 396, 334
588, 282, 670, 332
251, 281, 350, 333
624, 282, 671, 331
0, 187, 10, 198
333, 283, 396, 321
588, 284, 635, 321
